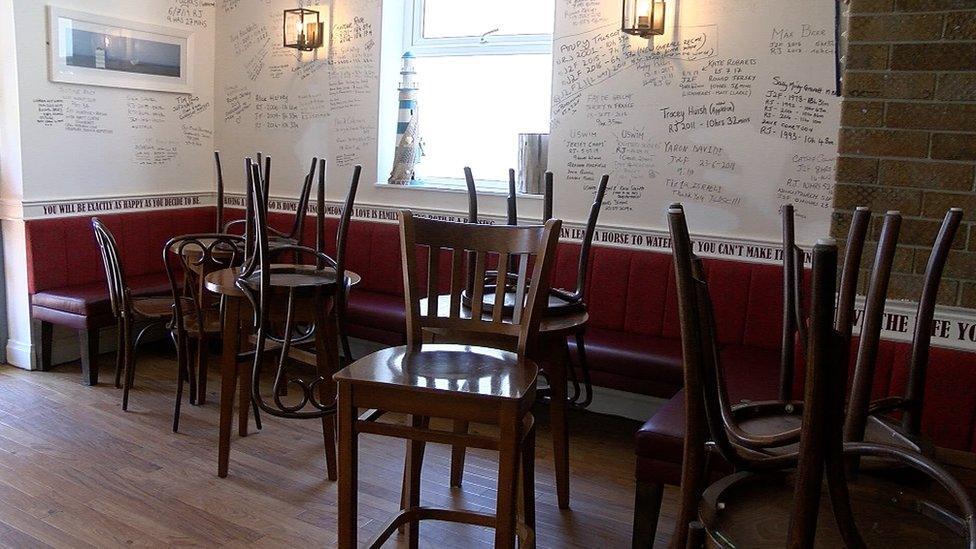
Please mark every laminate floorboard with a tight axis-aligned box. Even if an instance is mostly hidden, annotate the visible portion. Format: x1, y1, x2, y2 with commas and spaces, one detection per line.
0, 346, 676, 548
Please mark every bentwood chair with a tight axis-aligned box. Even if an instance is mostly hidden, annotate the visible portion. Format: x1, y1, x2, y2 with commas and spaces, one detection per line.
463, 167, 610, 407
92, 218, 175, 411
844, 208, 964, 462
234, 158, 358, 480
164, 233, 254, 432
221, 153, 317, 247
668, 205, 976, 548
334, 212, 562, 548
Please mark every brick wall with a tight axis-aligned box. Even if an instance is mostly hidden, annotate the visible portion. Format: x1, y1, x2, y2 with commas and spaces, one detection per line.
834, 0, 976, 307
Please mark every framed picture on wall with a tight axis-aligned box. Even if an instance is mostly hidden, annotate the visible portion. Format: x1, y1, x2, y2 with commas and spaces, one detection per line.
47, 7, 194, 94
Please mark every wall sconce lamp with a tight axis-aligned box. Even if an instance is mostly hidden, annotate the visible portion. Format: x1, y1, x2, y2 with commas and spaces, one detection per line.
284, 8, 324, 51
622, 0, 666, 38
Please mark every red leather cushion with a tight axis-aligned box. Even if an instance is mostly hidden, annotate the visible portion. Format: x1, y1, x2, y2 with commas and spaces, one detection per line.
346, 290, 405, 335
31, 272, 172, 317
635, 344, 781, 464
581, 326, 685, 391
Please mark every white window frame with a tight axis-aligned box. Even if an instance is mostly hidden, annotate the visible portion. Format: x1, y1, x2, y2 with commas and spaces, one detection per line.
403, 0, 553, 57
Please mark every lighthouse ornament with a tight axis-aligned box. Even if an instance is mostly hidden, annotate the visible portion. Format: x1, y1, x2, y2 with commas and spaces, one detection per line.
388, 52, 422, 185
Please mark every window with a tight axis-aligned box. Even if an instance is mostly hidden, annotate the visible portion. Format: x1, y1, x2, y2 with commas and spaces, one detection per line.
394, 0, 554, 189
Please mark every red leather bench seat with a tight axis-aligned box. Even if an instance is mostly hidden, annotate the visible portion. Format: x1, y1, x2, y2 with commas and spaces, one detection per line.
27, 208, 215, 330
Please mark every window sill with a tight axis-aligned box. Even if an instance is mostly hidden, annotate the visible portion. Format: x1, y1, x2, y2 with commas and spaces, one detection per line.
374, 178, 543, 200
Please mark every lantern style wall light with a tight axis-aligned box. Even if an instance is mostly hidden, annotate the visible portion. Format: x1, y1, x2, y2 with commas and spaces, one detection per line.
284, 8, 324, 51
622, 0, 666, 38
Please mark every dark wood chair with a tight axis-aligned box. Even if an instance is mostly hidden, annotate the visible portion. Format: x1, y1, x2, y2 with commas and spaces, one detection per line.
463, 166, 610, 407
334, 211, 562, 548
233, 158, 350, 478
667, 205, 976, 549
844, 208, 965, 461
91, 218, 174, 411
221, 154, 316, 248
164, 233, 251, 432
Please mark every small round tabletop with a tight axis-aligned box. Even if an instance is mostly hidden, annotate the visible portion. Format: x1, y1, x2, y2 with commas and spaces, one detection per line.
205, 265, 362, 298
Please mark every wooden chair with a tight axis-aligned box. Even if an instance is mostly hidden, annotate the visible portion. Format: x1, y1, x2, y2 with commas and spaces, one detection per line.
315, 161, 361, 364
221, 154, 317, 247
667, 205, 976, 548
334, 211, 562, 548
463, 166, 610, 407
91, 218, 174, 411
844, 208, 964, 460
234, 158, 347, 478
164, 233, 254, 432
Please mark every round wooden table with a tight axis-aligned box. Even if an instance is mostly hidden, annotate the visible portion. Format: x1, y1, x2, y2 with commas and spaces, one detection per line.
205, 265, 361, 478
421, 294, 587, 509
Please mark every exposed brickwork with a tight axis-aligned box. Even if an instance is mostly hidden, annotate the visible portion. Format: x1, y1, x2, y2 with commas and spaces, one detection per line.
834, 2, 976, 306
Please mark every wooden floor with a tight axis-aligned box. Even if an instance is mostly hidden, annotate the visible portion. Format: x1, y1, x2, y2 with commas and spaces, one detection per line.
0, 345, 678, 548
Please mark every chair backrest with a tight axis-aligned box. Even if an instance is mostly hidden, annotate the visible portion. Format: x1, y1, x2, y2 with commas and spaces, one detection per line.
563, 173, 609, 301
91, 218, 129, 319
163, 233, 245, 335
215, 151, 224, 233
400, 211, 561, 357
334, 165, 361, 280
843, 210, 901, 443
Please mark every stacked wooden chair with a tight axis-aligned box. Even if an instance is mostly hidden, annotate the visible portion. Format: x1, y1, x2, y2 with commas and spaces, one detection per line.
663, 204, 972, 548
462, 167, 610, 407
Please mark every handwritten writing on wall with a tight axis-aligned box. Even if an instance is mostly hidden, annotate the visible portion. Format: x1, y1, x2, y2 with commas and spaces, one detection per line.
548, 0, 841, 243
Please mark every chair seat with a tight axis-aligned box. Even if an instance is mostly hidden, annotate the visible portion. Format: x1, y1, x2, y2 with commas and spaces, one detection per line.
700, 469, 963, 548
335, 344, 538, 401
132, 297, 175, 319
31, 272, 173, 317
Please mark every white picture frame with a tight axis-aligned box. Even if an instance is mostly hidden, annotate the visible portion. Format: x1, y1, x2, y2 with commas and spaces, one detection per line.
47, 6, 194, 94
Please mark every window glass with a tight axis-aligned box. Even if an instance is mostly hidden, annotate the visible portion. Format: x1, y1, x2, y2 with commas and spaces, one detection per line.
412, 54, 553, 183
421, 0, 555, 39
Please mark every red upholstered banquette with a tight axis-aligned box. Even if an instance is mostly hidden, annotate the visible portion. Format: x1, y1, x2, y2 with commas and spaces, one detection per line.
26, 208, 215, 383
25, 211, 976, 457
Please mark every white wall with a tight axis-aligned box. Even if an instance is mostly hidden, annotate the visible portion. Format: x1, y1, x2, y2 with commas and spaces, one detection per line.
214, 0, 332, 203
0, 0, 216, 368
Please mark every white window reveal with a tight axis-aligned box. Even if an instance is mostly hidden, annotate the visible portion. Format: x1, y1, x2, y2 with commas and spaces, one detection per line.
386, 0, 555, 190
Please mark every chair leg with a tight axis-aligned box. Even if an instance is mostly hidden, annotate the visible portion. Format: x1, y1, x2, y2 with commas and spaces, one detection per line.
172, 332, 187, 433
38, 321, 53, 371
121, 322, 135, 411
575, 331, 595, 408
185, 338, 198, 406
494, 408, 521, 549
337, 383, 358, 549
339, 325, 354, 365
400, 415, 428, 548
79, 328, 99, 386
450, 420, 469, 488
520, 421, 536, 535
114, 321, 124, 388
196, 335, 208, 405
632, 481, 664, 548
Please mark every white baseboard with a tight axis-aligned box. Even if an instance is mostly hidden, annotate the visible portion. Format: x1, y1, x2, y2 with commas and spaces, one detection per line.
5, 338, 34, 370
586, 386, 667, 422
